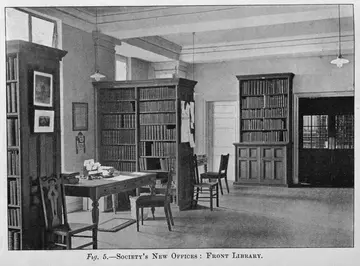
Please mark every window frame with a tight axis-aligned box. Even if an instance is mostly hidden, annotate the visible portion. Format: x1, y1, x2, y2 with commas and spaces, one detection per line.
6, 7, 58, 48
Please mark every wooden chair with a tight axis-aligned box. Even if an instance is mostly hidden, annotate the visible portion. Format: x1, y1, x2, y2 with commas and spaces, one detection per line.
190, 154, 219, 211
200, 153, 230, 195
135, 168, 175, 231
39, 175, 97, 249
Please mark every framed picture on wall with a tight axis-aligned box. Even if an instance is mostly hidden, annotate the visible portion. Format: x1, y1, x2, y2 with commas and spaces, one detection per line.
72, 102, 88, 131
33, 71, 53, 107
34, 109, 54, 133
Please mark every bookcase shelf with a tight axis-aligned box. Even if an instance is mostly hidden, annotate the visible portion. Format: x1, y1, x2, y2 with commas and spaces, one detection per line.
6, 40, 67, 250
234, 73, 294, 187
95, 78, 197, 210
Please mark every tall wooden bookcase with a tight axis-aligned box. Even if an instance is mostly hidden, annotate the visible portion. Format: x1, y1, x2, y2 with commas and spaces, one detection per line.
6, 40, 67, 249
234, 73, 294, 186
94, 78, 196, 211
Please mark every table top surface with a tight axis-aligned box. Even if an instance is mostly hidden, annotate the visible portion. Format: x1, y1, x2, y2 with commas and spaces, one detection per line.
64, 171, 156, 188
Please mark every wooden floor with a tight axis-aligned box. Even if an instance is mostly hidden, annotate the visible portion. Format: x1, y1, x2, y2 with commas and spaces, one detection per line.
68, 185, 354, 249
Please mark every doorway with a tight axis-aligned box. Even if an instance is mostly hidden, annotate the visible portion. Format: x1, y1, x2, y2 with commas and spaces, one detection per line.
206, 101, 238, 181
298, 97, 354, 187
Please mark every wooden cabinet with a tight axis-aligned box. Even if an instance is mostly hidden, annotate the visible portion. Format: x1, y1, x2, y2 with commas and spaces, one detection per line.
234, 73, 294, 186
94, 78, 197, 210
6, 40, 67, 249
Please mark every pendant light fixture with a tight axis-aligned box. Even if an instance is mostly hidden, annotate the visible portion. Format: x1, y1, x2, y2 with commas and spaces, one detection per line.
90, 8, 106, 81
330, 4, 349, 68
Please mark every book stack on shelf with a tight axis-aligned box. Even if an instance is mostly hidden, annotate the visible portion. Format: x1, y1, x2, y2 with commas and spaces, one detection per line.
6, 52, 22, 250
234, 73, 294, 186
139, 86, 176, 173
98, 88, 137, 172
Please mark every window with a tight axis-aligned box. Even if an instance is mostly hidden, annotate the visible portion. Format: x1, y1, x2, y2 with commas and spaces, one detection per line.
302, 114, 354, 149
5, 8, 58, 48
116, 55, 127, 81
302, 115, 328, 149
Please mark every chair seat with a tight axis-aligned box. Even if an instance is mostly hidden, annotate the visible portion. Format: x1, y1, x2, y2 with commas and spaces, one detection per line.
200, 172, 220, 178
52, 223, 96, 236
136, 195, 166, 207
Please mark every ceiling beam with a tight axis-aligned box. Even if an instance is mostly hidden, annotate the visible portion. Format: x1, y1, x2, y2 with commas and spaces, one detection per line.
123, 36, 181, 61
101, 6, 353, 39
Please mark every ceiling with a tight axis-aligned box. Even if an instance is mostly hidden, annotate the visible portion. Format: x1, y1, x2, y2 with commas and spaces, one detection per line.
33, 5, 355, 63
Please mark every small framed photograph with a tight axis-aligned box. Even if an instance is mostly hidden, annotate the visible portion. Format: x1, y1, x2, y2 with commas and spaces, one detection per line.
34, 110, 54, 133
33, 71, 53, 107
72, 102, 88, 131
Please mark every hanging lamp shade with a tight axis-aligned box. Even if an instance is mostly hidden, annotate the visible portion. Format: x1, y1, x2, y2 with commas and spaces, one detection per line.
90, 8, 106, 81
331, 5, 349, 68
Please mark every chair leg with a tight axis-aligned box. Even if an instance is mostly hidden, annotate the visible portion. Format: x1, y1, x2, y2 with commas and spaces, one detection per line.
218, 178, 224, 195
136, 206, 140, 232
168, 203, 174, 226
210, 186, 213, 211
142, 208, 145, 224
164, 206, 172, 231
216, 184, 219, 207
66, 235, 72, 250
92, 227, 98, 249
225, 177, 230, 193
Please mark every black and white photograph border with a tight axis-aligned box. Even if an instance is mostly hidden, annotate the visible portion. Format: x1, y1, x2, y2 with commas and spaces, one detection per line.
0, 0, 359, 266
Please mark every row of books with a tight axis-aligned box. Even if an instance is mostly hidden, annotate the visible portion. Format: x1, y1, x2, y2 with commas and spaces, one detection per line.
139, 86, 176, 100
100, 89, 135, 101
7, 119, 19, 147
140, 142, 176, 157
8, 230, 21, 250
139, 100, 175, 112
7, 150, 20, 176
100, 102, 135, 113
241, 95, 287, 109
6, 55, 18, 81
101, 146, 136, 161
242, 119, 286, 130
6, 83, 18, 113
101, 130, 136, 145
102, 114, 136, 129
241, 108, 287, 118
140, 113, 176, 124
139, 157, 175, 171
241, 79, 288, 95
8, 179, 21, 205
242, 131, 288, 142
105, 161, 136, 172
140, 125, 176, 140
8, 208, 21, 227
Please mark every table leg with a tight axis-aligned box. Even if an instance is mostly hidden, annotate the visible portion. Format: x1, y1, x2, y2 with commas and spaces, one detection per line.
112, 194, 117, 214
91, 199, 100, 225
150, 179, 156, 219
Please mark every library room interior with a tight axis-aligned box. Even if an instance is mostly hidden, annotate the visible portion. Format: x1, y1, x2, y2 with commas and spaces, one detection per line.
4, 5, 355, 251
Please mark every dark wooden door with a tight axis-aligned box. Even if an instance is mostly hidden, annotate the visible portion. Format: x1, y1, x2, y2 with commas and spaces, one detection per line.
299, 97, 354, 187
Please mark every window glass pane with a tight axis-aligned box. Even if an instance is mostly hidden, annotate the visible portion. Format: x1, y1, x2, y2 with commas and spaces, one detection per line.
6, 8, 29, 41
32, 16, 55, 47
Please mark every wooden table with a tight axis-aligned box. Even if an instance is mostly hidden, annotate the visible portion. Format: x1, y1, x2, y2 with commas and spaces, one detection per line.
64, 172, 156, 228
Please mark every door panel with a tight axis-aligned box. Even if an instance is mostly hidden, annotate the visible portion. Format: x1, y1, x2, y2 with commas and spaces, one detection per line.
211, 101, 237, 181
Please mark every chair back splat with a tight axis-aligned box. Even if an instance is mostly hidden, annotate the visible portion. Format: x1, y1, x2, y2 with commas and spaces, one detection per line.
39, 175, 67, 230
